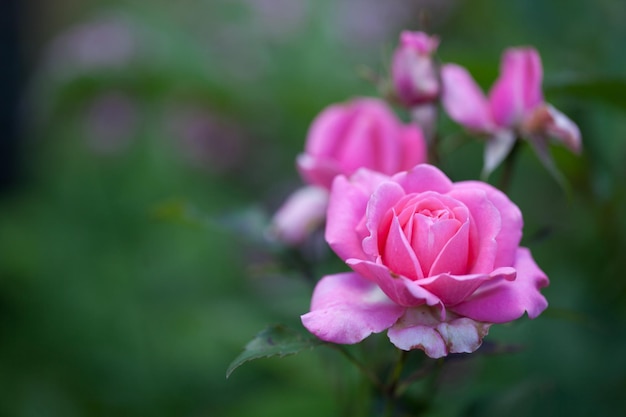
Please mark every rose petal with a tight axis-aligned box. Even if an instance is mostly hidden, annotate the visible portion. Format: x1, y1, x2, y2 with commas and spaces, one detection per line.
452, 181, 522, 269
441, 64, 495, 132
418, 267, 516, 306
393, 164, 454, 195
362, 181, 406, 258
296, 153, 342, 190
301, 272, 405, 344
427, 217, 470, 277
270, 185, 329, 245
489, 48, 543, 127
347, 259, 441, 308
399, 124, 428, 169
436, 317, 491, 354
450, 247, 548, 323
543, 104, 582, 154
304, 102, 356, 156
388, 306, 491, 358
325, 171, 389, 261
382, 215, 424, 280
482, 129, 517, 179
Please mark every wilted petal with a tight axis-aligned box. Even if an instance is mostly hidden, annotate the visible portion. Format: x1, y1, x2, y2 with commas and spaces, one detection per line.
489, 48, 543, 127
441, 64, 494, 132
301, 272, 405, 344
521, 103, 582, 155
436, 318, 491, 354
388, 306, 491, 358
450, 247, 548, 323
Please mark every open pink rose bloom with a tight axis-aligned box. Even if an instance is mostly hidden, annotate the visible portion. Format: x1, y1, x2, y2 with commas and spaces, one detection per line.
441, 48, 581, 175
301, 164, 549, 358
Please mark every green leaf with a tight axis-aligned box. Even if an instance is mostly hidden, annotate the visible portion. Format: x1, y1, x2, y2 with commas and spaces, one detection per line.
226, 325, 324, 378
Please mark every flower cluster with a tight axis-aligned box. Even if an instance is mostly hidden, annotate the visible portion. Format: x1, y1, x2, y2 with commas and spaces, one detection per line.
270, 31, 580, 358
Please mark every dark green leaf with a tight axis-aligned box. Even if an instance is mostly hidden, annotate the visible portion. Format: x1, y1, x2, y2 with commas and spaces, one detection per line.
226, 325, 324, 378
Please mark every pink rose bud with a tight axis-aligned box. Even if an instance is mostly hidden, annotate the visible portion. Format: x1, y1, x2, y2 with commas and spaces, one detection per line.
269, 185, 329, 245
392, 31, 440, 106
302, 165, 549, 358
441, 47, 582, 177
297, 97, 427, 189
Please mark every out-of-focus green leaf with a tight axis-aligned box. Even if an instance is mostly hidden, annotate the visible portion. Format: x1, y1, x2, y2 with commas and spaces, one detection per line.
545, 76, 626, 110
226, 325, 324, 378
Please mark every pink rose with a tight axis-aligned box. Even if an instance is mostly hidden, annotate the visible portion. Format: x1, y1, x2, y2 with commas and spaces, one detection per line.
297, 97, 427, 190
301, 164, 548, 358
441, 48, 581, 176
392, 31, 440, 106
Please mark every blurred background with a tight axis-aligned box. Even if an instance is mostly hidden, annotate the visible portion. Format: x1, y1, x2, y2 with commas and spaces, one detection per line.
1, 0, 626, 416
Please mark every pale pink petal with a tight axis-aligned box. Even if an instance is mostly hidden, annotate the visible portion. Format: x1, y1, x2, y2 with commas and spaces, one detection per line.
393, 164, 454, 195
436, 318, 491, 354
388, 324, 447, 358
441, 64, 494, 132
325, 171, 389, 261
450, 247, 548, 323
269, 186, 329, 245
543, 104, 582, 154
301, 272, 405, 344
489, 48, 543, 127
388, 306, 491, 358
482, 129, 517, 179
452, 181, 522, 269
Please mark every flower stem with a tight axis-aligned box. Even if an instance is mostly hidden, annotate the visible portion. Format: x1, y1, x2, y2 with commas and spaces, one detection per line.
498, 139, 521, 193
328, 344, 385, 392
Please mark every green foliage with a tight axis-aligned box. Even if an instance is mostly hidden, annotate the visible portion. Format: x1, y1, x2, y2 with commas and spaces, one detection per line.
226, 325, 324, 378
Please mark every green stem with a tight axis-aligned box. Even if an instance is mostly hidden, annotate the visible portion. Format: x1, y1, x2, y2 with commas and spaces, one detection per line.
498, 139, 522, 193
329, 344, 385, 393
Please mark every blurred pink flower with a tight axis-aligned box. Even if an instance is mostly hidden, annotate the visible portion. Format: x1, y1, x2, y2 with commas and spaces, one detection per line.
297, 97, 427, 189
392, 31, 440, 106
46, 14, 139, 73
272, 97, 427, 246
268, 185, 329, 245
168, 107, 247, 174
302, 164, 548, 358
85, 92, 138, 154
441, 48, 581, 176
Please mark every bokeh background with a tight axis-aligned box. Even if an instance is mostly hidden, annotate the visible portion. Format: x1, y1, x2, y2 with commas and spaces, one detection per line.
1, 0, 626, 416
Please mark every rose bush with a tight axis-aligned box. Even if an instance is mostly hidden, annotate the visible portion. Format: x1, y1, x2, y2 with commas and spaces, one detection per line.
301, 164, 549, 358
